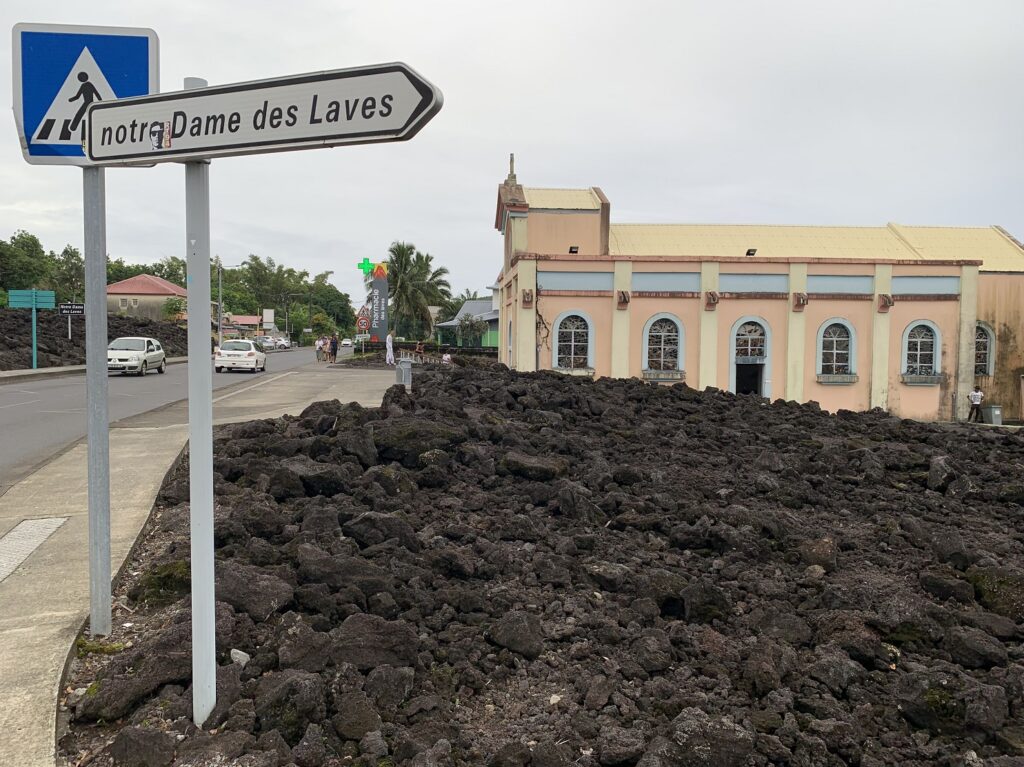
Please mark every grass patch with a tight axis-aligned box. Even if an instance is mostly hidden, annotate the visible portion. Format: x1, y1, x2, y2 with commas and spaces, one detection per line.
76, 637, 126, 658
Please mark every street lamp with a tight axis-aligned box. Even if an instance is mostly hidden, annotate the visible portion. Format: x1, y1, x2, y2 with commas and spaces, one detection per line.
281, 291, 308, 343
217, 262, 244, 349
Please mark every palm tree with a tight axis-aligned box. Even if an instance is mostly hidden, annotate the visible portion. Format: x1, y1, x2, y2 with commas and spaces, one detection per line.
369, 242, 451, 338
437, 288, 480, 324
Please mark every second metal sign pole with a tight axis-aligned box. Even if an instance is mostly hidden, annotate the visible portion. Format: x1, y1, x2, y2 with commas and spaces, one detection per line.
183, 76, 216, 727
83, 166, 111, 637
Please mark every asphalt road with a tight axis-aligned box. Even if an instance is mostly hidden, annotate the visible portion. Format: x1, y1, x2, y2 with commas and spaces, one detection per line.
0, 346, 345, 494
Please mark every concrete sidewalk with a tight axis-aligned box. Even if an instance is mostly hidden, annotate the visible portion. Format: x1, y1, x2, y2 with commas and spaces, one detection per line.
0, 367, 396, 767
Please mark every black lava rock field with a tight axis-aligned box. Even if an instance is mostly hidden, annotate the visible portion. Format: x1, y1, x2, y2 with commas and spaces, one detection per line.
62, 366, 1024, 766
0, 309, 187, 370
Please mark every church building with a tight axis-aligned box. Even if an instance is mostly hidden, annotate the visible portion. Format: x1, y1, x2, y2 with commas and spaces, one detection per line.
494, 164, 1024, 422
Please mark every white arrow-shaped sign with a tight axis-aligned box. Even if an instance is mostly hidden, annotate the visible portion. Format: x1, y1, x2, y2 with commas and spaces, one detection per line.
86, 62, 442, 164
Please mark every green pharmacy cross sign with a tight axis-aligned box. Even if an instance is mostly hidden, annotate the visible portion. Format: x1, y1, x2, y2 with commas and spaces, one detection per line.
357, 257, 374, 275
8, 289, 56, 369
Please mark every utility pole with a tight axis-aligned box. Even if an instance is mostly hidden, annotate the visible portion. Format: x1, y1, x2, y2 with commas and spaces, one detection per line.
217, 262, 222, 350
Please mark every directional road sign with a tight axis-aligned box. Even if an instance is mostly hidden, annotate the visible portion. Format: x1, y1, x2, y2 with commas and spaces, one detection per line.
12, 23, 159, 165
9, 289, 56, 369
86, 62, 442, 165
58, 302, 85, 316
8, 289, 56, 309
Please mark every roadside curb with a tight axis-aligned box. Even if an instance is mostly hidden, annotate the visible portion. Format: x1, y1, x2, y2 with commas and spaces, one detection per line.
0, 356, 190, 385
0, 347, 309, 385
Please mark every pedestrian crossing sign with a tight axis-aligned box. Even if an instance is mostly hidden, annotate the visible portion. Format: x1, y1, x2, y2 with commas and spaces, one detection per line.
12, 23, 158, 166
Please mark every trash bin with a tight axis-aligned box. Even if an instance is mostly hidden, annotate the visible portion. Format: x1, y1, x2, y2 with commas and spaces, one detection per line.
396, 358, 413, 389
983, 405, 1002, 426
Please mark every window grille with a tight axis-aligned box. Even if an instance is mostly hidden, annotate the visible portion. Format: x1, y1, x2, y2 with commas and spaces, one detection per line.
975, 325, 992, 376
820, 323, 851, 375
646, 318, 679, 371
906, 324, 935, 375
556, 314, 589, 369
735, 322, 766, 358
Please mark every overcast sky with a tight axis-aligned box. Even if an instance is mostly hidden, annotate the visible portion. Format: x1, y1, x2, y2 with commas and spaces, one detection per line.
2, 1, 1021, 303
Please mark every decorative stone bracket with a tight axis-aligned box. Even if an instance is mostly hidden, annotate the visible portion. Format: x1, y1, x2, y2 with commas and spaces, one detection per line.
617, 290, 630, 309
704, 291, 720, 311
877, 294, 894, 313
522, 289, 534, 308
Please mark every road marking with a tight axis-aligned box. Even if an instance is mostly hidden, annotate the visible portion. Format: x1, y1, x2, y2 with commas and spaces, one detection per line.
38, 409, 86, 414
213, 371, 296, 403
0, 399, 41, 410
0, 517, 68, 583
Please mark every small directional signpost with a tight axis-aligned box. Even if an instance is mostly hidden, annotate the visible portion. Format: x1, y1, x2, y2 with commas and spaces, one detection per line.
87, 63, 442, 164
8, 289, 56, 369
80, 58, 442, 727
59, 301, 86, 340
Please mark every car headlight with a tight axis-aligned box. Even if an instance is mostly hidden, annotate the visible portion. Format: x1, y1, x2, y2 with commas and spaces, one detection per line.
129, 354, 140, 361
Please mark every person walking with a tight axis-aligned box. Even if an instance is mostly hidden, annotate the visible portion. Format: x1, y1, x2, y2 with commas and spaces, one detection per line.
315, 336, 324, 363
329, 335, 339, 364
385, 329, 396, 365
968, 385, 985, 423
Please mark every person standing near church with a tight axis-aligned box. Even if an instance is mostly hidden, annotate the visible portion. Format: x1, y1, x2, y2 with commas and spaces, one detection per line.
385, 329, 396, 366
968, 385, 985, 423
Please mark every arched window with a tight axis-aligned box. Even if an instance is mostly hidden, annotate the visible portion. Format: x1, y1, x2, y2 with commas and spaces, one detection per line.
645, 317, 681, 371
905, 324, 936, 375
555, 313, 591, 370
975, 324, 994, 376
735, 321, 766, 359
820, 323, 851, 375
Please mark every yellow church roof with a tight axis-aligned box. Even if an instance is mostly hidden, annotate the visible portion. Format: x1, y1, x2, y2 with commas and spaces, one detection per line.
523, 187, 602, 211
607, 222, 1024, 271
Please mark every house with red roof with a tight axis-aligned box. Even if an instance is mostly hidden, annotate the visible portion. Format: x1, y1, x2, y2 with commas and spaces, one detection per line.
106, 274, 187, 321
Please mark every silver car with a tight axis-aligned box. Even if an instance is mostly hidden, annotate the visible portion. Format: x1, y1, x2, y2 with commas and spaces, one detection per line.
107, 336, 166, 376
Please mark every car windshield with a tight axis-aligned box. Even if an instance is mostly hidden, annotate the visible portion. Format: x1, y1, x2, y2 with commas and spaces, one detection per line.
108, 339, 145, 351
221, 341, 251, 351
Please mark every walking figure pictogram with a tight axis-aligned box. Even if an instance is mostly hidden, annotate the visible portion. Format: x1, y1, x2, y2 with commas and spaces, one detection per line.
68, 71, 101, 137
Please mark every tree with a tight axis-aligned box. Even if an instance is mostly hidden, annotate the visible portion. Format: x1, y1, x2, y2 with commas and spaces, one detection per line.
373, 242, 452, 339
52, 245, 84, 302
437, 288, 480, 323
162, 296, 186, 321
457, 313, 489, 347
310, 311, 337, 337
107, 257, 149, 284
152, 255, 187, 287
0, 230, 49, 291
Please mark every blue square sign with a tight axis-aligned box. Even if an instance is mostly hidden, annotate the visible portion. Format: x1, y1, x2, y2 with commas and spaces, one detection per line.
12, 23, 158, 165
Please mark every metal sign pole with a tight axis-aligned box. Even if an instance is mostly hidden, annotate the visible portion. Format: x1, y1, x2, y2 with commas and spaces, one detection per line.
183, 77, 216, 727
83, 166, 111, 636
31, 297, 37, 369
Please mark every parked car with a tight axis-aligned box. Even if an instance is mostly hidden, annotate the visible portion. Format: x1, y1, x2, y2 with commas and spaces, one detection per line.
108, 337, 166, 376
215, 339, 267, 373
340, 338, 352, 347
275, 338, 291, 349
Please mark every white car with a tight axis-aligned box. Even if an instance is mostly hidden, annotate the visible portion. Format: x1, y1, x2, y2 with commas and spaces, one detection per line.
215, 339, 267, 373
275, 338, 291, 349
108, 337, 166, 376
340, 338, 352, 347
